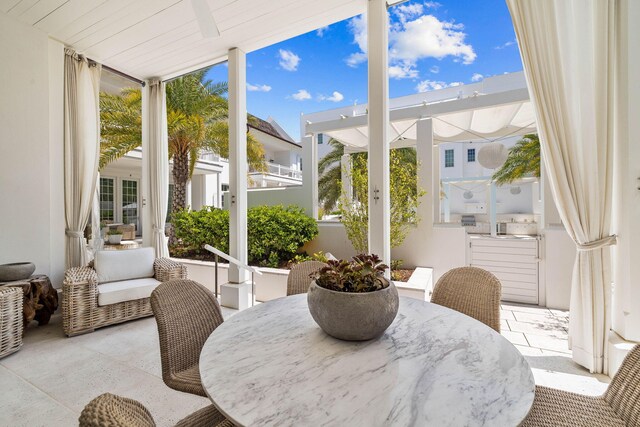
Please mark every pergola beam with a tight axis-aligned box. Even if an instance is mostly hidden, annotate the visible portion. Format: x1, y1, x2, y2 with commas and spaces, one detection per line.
305, 88, 530, 135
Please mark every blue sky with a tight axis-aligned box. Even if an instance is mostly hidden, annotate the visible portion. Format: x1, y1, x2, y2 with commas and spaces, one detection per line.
205, 0, 522, 141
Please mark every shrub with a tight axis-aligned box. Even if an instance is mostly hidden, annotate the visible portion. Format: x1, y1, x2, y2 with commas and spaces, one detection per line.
247, 205, 318, 267
172, 207, 230, 254
171, 205, 318, 267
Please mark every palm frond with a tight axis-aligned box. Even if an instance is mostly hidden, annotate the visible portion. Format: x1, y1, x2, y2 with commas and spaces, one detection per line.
492, 134, 540, 185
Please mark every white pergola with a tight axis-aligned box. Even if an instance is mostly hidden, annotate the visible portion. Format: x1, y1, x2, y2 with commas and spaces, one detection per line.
304, 85, 537, 245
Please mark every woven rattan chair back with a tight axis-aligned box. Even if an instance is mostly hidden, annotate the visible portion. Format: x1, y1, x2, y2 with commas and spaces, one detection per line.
79, 393, 155, 427
604, 344, 640, 425
287, 260, 327, 296
431, 266, 501, 332
151, 279, 224, 390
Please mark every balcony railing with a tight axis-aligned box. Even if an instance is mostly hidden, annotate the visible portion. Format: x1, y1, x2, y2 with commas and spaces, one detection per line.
250, 162, 302, 180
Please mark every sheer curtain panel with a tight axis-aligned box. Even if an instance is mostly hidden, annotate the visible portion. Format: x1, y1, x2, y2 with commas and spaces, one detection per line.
64, 49, 101, 268
507, 0, 617, 373
147, 80, 170, 258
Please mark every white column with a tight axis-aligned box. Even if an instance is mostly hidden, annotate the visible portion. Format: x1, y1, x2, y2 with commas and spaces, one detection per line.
227, 48, 248, 284
416, 119, 433, 226
611, 0, 640, 370
216, 173, 222, 208
185, 179, 192, 209
341, 153, 352, 202
301, 134, 318, 218
433, 144, 441, 223
367, 0, 390, 270
140, 83, 152, 247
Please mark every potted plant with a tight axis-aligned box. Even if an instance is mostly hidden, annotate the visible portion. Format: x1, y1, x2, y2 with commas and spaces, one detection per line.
308, 254, 399, 341
107, 229, 123, 245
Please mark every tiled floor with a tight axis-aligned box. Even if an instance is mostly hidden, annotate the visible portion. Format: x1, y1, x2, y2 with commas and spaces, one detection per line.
500, 302, 610, 396
0, 301, 609, 426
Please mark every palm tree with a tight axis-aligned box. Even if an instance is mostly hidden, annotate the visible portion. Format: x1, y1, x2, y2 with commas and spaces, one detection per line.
492, 134, 540, 185
318, 138, 419, 213
318, 139, 345, 213
100, 69, 266, 215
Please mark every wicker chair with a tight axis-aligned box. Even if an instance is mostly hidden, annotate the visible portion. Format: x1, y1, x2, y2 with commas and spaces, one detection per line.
151, 279, 224, 398
62, 257, 186, 336
430, 266, 501, 332
522, 345, 640, 426
0, 286, 23, 358
287, 260, 327, 296
79, 393, 233, 427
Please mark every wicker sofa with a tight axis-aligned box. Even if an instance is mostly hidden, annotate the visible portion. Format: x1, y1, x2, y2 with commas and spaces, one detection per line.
62, 247, 186, 336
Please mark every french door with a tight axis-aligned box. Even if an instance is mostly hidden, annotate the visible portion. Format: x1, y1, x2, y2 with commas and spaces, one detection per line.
99, 177, 141, 234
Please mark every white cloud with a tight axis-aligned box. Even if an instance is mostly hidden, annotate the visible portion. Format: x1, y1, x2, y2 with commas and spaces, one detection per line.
495, 39, 516, 50
429, 65, 440, 74
389, 63, 419, 79
471, 73, 483, 82
415, 80, 463, 92
316, 26, 329, 37
345, 12, 476, 78
247, 83, 272, 92
278, 49, 300, 71
390, 15, 476, 65
394, 3, 424, 23
319, 91, 344, 102
291, 89, 311, 101
345, 15, 368, 67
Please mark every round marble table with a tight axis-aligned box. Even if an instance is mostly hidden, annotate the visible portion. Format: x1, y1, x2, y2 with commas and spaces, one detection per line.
200, 295, 534, 427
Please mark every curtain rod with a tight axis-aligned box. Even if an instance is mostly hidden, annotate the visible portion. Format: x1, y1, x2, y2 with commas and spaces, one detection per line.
98, 62, 146, 87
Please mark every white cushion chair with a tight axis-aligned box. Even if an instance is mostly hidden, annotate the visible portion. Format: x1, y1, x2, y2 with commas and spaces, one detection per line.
62, 248, 186, 336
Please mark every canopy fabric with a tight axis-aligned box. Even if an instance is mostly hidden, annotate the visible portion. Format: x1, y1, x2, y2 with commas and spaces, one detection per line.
325, 100, 536, 148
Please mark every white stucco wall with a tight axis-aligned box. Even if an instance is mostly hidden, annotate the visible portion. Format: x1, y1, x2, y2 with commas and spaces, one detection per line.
0, 15, 65, 286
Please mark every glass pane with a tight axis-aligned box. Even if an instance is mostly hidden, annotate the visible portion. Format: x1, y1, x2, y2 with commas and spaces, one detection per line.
100, 178, 114, 222
122, 180, 138, 229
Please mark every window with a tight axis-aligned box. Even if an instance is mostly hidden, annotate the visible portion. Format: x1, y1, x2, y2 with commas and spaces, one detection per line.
121, 179, 138, 227
100, 178, 115, 222
467, 148, 476, 162
445, 149, 455, 168
317, 133, 324, 144
221, 184, 229, 207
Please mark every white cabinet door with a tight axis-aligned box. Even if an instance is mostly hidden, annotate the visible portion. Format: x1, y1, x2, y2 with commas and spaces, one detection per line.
470, 237, 539, 304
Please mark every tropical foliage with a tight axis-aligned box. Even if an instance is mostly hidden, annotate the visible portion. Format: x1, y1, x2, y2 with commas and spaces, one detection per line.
99, 69, 266, 215
339, 148, 424, 253
171, 205, 318, 267
318, 139, 346, 213
311, 254, 389, 293
492, 134, 540, 185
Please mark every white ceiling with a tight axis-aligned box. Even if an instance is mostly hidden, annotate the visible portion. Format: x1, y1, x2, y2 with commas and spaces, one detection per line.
1, 0, 366, 80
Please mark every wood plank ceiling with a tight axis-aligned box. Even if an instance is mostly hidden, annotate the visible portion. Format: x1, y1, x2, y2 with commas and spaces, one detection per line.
1, 0, 366, 80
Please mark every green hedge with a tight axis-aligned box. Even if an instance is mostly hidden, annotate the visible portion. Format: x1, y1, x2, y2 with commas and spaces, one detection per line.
171, 205, 318, 267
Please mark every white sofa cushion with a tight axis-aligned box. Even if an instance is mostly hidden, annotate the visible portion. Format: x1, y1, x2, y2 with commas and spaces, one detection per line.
97, 277, 161, 306
94, 247, 155, 284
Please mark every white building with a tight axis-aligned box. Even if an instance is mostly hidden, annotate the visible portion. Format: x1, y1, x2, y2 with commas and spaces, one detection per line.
99, 70, 302, 235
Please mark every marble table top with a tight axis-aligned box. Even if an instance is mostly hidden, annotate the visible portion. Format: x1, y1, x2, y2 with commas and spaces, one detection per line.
200, 295, 534, 427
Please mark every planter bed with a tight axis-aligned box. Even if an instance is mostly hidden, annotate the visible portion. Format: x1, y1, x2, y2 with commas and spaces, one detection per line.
173, 258, 432, 304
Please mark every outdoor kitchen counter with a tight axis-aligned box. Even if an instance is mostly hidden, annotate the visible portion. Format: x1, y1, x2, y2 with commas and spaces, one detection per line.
200, 295, 535, 426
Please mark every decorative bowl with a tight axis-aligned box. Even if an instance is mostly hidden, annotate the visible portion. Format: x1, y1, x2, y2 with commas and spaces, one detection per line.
0, 262, 35, 282
307, 280, 399, 341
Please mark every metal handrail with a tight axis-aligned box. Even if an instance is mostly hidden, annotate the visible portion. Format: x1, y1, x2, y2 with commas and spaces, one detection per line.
204, 244, 262, 306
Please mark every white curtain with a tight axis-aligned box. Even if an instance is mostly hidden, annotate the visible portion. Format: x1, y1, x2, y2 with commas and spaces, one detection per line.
64, 48, 102, 269
507, 0, 616, 373
147, 80, 170, 258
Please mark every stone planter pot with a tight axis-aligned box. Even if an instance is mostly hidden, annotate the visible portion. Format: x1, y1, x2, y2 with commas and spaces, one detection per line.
307, 281, 399, 341
0, 262, 35, 282
108, 234, 123, 244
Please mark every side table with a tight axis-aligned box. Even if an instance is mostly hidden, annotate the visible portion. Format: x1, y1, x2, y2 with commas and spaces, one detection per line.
0, 286, 23, 358
0, 274, 59, 328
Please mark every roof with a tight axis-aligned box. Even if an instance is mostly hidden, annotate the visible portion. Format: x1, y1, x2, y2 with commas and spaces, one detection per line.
2, 0, 366, 80
248, 116, 300, 147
